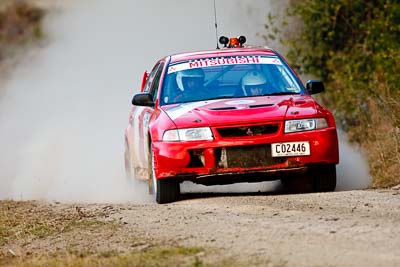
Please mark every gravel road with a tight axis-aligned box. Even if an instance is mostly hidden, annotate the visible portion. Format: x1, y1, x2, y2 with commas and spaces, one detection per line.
3, 189, 399, 266
115, 189, 400, 266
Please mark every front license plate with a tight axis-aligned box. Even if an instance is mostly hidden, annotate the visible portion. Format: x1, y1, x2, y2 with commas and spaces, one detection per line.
271, 142, 310, 157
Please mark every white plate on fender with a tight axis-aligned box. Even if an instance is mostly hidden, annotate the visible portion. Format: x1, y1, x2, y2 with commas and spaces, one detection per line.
271, 142, 310, 157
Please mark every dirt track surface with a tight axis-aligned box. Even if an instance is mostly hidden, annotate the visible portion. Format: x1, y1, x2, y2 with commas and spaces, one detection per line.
2, 189, 400, 266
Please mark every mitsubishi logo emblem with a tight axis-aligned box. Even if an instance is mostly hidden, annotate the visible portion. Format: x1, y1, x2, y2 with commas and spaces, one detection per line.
246, 128, 253, 136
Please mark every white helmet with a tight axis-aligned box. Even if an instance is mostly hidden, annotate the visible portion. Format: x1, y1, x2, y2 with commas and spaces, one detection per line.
241, 70, 267, 96
176, 68, 205, 92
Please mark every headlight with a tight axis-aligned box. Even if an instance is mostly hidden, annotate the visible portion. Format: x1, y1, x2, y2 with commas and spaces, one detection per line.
284, 118, 328, 133
163, 127, 214, 141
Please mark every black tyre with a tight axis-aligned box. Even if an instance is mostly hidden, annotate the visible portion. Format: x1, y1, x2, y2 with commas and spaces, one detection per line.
149, 145, 180, 204
155, 179, 180, 204
309, 164, 337, 192
281, 175, 312, 193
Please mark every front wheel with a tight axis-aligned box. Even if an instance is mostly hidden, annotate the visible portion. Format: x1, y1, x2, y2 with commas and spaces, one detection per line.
309, 164, 337, 192
281, 164, 336, 193
149, 145, 180, 204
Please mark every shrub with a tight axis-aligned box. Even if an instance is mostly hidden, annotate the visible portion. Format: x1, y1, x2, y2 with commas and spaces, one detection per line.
265, 0, 400, 187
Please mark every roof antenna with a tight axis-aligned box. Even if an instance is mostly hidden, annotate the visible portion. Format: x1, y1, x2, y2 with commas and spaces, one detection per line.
213, 0, 220, 49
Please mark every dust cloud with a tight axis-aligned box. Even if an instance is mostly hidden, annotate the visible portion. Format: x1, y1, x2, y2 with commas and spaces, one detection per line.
0, 0, 370, 203
0, 0, 271, 203
336, 130, 372, 190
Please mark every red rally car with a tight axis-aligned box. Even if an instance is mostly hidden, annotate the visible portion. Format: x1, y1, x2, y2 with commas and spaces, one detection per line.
125, 36, 339, 203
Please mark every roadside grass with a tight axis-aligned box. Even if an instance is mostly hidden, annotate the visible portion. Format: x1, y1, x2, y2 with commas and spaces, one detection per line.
0, 218, 114, 246
0, 201, 120, 247
2, 246, 204, 267
0, 225, 8, 247
1, 246, 282, 267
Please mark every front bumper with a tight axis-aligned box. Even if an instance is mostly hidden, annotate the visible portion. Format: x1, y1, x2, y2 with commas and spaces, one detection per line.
152, 127, 339, 183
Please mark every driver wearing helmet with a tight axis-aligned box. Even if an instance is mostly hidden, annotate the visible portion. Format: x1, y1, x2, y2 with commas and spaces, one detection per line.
175, 68, 206, 102
241, 70, 268, 96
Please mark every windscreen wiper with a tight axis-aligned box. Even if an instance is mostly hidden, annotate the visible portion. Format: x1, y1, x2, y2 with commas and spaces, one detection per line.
263, 92, 301, 96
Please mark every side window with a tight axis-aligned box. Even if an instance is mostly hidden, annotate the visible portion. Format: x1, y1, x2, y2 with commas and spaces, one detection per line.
143, 62, 161, 93
149, 62, 165, 101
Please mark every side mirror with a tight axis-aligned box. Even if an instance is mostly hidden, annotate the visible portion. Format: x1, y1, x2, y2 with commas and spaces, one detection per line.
306, 80, 325, 94
132, 93, 154, 107
140, 71, 150, 92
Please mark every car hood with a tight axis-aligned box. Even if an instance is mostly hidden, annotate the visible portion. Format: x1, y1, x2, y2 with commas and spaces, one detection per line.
161, 95, 319, 128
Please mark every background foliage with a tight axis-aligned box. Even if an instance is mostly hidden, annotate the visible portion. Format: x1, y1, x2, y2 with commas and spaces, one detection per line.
0, 1, 44, 62
266, 0, 400, 187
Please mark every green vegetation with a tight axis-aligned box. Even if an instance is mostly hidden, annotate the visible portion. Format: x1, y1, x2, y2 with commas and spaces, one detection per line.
266, 0, 400, 187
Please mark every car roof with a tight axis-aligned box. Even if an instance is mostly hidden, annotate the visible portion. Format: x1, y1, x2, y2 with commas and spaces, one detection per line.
169, 46, 278, 63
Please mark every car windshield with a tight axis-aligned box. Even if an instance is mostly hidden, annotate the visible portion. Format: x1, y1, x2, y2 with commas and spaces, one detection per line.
160, 55, 304, 105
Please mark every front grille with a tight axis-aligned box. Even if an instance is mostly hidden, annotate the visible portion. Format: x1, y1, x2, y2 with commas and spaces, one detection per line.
216, 124, 279, 137
217, 145, 287, 168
